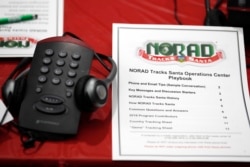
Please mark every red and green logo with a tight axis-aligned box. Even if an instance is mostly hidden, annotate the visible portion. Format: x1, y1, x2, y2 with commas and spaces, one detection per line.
138, 42, 223, 64
0, 36, 37, 48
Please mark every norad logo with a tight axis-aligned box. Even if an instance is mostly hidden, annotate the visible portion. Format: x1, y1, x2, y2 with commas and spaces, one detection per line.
138, 42, 223, 64
0, 36, 37, 48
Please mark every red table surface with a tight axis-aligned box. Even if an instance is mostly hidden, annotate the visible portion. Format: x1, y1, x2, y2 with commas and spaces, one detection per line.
0, 0, 250, 166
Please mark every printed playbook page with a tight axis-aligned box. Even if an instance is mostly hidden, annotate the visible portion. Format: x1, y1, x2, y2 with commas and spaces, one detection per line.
112, 24, 250, 162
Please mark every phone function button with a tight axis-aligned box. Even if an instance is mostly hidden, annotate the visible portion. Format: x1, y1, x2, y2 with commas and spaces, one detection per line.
40, 66, 49, 74
52, 77, 61, 85
41, 95, 64, 104
67, 70, 76, 77
66, 91, 72, 97
54, 68, 63, 75
38, 75, 47, 83
45, 49, 54, 56
72, 53, 81, 60
35, 102, 66, 114
43, 57, 52, 65
65, 79, 74, 87
69, 61, 79, 69
35, 87, 42, 93
56, 59, 65, 66
58, 51, 67, 58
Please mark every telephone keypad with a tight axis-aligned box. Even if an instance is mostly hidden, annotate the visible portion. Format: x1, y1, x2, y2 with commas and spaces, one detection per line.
18, 36, 94, 135
35, 48, 83, 113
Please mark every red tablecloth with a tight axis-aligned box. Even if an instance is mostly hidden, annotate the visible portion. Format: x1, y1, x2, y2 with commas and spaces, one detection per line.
0, 0, 250, 166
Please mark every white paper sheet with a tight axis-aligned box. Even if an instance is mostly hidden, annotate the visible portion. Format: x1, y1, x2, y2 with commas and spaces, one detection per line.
0, 0, 63, 57
0, 99, 13, 125
112, 24, 250, 162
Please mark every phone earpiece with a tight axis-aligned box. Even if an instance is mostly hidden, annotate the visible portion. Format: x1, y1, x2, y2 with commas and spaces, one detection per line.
2, 79, 15, 106
74, 75, 108, 112
2, 73, 27, 116
75, 55, 117, 112
1, 58, 31, 116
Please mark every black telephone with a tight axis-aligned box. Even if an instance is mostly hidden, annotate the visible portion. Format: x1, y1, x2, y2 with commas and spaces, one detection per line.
2, 33, 117, 141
